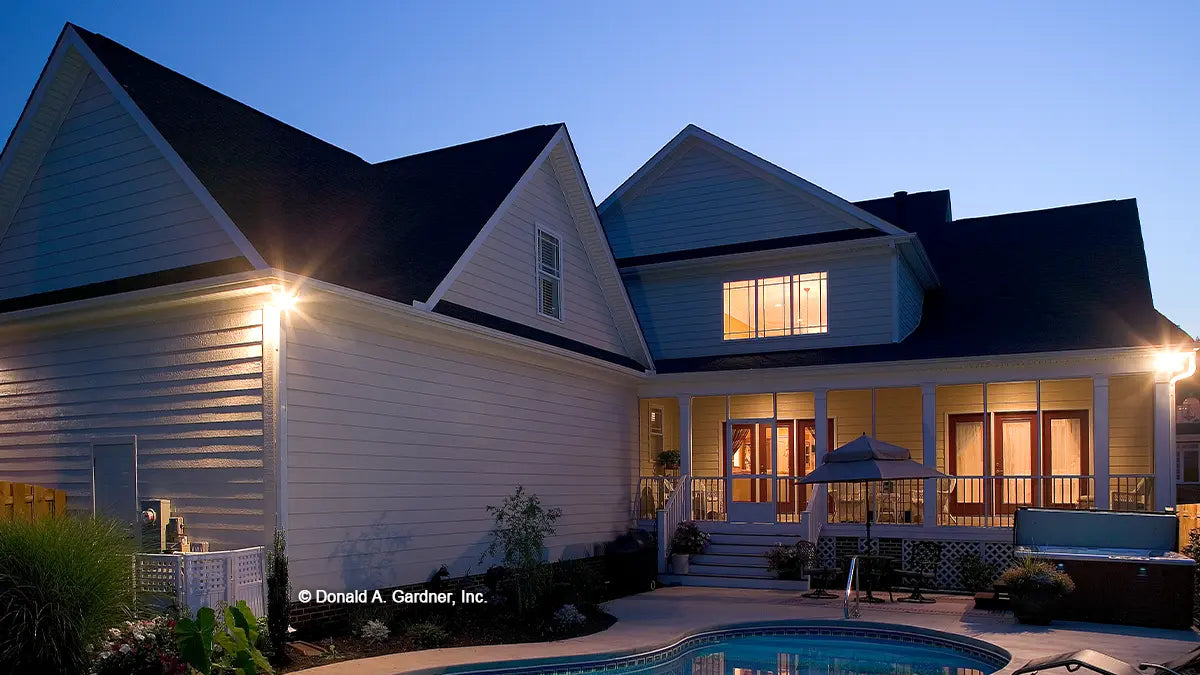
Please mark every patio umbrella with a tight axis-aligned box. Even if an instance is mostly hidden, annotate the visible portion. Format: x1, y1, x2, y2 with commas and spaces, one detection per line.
798, 434, 946, 550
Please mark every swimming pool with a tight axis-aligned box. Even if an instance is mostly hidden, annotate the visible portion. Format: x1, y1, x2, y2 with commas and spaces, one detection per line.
450, 623, 1009, 675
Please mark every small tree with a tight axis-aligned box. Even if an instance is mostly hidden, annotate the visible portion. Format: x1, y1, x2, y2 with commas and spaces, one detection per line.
266, 528, 290, 665
482, 486, 563, 570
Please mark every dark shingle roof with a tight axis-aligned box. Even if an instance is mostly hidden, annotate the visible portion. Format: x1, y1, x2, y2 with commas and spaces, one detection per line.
73, 26, 560, 304
655, 194, 1192, 373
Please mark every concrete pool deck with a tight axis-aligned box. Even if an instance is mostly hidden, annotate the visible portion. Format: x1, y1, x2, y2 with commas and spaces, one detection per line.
300, 587, 1200, 675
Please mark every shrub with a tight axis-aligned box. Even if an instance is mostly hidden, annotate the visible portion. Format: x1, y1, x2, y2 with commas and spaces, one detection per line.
764, 541, 814, 580
91, 616, 185, 675
670, 522, 709, 555
481, 486, 563, 570
0, 515, 137, 673
176, 601, 272, 675
407, 620, 450, 648
552, 604, 586, 628
997, 557, 1075, 595
265, 528, 290, 665
359, 619, 391, 645
956, 551, 998, 592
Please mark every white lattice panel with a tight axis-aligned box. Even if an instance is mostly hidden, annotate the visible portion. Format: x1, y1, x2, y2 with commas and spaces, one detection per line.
818, 536, 1012, 590
136, 546, 265, 616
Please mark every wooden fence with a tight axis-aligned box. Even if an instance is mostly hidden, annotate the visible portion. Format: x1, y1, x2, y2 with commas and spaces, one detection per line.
0, 481, 68, 521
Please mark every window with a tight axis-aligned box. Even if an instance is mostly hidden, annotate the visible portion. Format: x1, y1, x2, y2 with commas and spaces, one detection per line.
648, 406, 664, 454
722, 272, 827, 340
536, 229, 562, 319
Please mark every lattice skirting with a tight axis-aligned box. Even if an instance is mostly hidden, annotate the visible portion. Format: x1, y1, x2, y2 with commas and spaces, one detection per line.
816, 536, 1014, 590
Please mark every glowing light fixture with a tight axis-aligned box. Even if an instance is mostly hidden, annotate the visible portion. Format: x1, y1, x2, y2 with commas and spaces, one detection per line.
269, 287, 298, 312
1157, 349, 1198, 384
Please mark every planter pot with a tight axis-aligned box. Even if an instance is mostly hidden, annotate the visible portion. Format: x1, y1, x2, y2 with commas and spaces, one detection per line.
670, 553, 690, 575
1010, 588, 1062, 625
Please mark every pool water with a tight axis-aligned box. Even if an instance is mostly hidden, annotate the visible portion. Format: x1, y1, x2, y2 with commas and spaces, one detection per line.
548, 635, 996, 675
637, 635, 996, 675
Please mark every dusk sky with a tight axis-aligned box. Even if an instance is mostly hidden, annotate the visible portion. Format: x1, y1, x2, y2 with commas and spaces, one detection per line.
2, 1, 1196, 337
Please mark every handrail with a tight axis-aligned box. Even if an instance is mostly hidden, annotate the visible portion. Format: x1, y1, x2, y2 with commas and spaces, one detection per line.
843, 555, 860, 619
657, 474, 692, 574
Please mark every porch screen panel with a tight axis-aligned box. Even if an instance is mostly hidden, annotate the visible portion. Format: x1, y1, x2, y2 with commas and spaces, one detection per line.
729, 394, 773, 419
691, 396, 727, 477
1050, 417, 1083, 503
1041, 378, 1094, 472
1001, 419, 1033, 503
955, 420, 984, 503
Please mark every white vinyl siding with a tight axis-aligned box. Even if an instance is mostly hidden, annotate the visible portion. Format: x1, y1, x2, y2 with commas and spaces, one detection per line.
897, 259, 924, 339
442, 159, 628, 355
284, 300, 638, 592
602, 141, 856, 259
0, 299, 266, 550
0, 70, 241, 301
625, 250, 895, 359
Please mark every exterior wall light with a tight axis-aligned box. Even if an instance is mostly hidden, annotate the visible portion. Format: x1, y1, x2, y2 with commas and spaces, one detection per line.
1157, 349, 1197, 384
269, 288, 298, 312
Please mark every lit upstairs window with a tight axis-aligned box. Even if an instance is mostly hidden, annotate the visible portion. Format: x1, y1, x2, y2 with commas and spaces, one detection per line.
536, 229, 562, 320
723, 272, 827, 340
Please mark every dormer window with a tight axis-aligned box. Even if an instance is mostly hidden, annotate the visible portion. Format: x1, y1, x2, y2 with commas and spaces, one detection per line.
536, 228, 562, 320
723, 272, 827, 340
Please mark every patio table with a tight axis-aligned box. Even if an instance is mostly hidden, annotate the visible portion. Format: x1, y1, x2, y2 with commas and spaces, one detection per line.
840, 553, 895, 603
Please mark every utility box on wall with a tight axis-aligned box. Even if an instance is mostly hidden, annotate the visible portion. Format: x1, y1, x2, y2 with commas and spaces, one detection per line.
140, 498, 171, 553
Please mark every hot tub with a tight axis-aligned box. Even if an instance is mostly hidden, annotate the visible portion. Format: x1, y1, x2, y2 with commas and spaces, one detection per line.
1014, 509, 1195, 629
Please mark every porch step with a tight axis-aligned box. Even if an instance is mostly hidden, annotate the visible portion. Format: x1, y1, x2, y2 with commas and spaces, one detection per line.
688, 562, 775, 578
698, 521, 808, 536
707, 543, 782, 556
660, 573, 810, 591
692, 552, 768, 565
704, 532, 808, 546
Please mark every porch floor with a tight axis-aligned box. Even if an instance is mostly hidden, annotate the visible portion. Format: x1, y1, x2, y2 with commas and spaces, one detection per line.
299, 587, 1198, 675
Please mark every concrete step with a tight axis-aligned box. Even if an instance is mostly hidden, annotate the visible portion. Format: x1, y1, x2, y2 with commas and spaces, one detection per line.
698, 521, 808, 536
660, 573, 810, 591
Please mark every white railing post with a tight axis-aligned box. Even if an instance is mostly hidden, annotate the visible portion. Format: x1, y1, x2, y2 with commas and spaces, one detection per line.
658, 474, 692, 574
813, 390, 829, 526
1093, 376, 1111, 509
678, 396, 692, 476
921, 384, 937, 527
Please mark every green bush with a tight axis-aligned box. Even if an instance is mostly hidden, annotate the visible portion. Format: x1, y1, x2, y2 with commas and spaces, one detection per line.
265, 528, 290, 665
956, 551, 998, 592
406, 620, 450, 648
176, 601, 273, 675
0, 515, 137, 673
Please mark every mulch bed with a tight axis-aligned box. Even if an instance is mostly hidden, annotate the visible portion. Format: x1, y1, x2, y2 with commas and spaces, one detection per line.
282, 612, 616, 672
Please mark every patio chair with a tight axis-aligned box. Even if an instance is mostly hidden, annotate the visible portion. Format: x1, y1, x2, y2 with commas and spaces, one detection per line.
937, 481, 958, 525
1013, 644, 1200, 675
896, 541, 941, 603
802, 554, 839, 599
1111, 478, 1149, 512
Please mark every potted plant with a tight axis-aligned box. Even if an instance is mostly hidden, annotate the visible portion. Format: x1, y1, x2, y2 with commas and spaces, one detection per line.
997, 556, 1075, 625
764, 541, 814, 580
654, 450, 680, 476
669, 521, 709, 574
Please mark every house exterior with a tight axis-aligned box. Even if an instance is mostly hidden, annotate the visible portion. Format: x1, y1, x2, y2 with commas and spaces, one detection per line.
0, 25, 1194, 593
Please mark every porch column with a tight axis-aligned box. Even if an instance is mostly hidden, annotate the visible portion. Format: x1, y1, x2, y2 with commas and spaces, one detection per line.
922, 384, 937, 527
1153, 379, 1176, 511
1092, 376, 1110, 509
678, 395, 692, 475
813, 389, 829, 527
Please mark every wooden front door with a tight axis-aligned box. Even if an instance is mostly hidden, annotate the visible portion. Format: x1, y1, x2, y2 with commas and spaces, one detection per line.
947, 414, 986, 517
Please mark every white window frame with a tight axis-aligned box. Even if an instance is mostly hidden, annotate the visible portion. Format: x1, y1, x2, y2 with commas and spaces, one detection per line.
722, 271, 828, 341
535, 225, 564, 322
648, 404, 665, 454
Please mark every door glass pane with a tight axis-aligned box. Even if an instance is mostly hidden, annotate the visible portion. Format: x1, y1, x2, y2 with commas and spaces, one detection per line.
757, 425, 773, 473
1050, 417, 1082, 503
731, 426, 753, 475
777, 425, 792, 477
955, 421, 983, 503
803, 425, 816, 476
1002, 420, 1033, 503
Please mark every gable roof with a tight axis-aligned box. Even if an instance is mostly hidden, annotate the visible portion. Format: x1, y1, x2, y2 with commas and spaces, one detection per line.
655, 195, 1193, 373
71, 25, 562, 305
598, 124, 908, 237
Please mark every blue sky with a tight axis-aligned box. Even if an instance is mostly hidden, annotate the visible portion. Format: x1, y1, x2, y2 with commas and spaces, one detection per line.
2, 1, 1197, 336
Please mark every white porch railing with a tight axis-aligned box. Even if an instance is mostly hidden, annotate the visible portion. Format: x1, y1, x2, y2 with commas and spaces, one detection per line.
657, 474, 692, 573
636, 475, 678, 520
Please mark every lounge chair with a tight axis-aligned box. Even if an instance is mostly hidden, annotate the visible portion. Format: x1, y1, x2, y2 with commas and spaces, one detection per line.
1013, 645, 1200, 675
